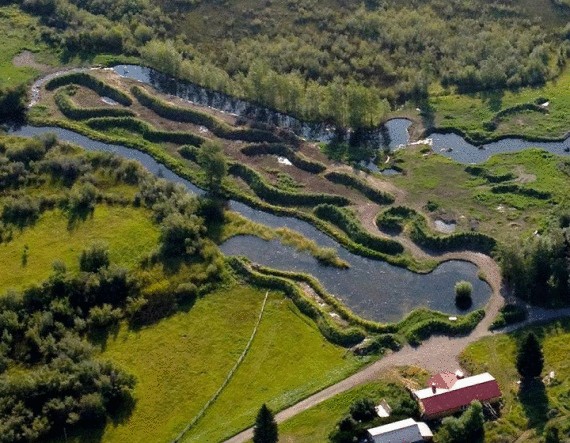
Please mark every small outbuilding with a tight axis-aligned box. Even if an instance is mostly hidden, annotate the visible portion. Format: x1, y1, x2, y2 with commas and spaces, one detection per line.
413, 372, 501, 420
367, 418, 433, 443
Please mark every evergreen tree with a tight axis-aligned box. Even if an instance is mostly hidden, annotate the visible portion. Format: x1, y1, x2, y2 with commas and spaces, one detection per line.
197, 140, 227, 195
253, 404, 278, 443
516, 332, 544, 380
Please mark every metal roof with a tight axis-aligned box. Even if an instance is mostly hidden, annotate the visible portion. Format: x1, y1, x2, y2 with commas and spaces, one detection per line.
367, 418, 432, 443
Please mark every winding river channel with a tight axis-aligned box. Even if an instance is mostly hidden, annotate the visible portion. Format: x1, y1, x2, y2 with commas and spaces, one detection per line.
15, 64, 570, 322
9, 125, 489, 322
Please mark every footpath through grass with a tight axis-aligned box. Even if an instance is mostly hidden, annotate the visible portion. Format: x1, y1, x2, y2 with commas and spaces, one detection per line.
460, 318, 570, 442
89, 287, 364, 443
182, 292, 365, 443
0, 205, 159, 294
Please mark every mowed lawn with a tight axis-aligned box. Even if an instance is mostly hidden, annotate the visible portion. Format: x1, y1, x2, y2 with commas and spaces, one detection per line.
0, 205, 159, 293
278, 372, 425, 443
91, 288, 363, 443
460, 318, 570, 442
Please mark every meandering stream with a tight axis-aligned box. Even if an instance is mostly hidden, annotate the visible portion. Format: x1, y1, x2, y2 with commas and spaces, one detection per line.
17, 63, 570, 321
9, 125, 490, 322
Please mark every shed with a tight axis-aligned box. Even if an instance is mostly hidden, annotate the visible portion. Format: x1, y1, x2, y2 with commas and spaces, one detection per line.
367, 418, 433, 443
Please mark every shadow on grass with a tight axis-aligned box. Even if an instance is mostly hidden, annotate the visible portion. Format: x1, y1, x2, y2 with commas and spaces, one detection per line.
519, 378, 549, 431
480, 90, 504, 113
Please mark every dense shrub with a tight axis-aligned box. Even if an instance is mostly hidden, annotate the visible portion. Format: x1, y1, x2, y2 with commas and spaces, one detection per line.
5, 139, 45, 164
350, 398, 376, 421
131, 85, 281, 143
241, 143, 326, 173
490, 304, 528, 330
409, 217, 496, 254
86, 116, 205, 146
491, 184, 551, 200
436, 401, 485, 443
45, 72, 133, 106
1, 195, 40, 226
499, 228, 570, 306
324, 171, 395, 204
80, 243, 110, 272
375, 206, 416, 233
159, 212, 205, 257
0, 84, 27, 121
464, 166, 515, 183
54, 88, 135, 120
229, 163, 350, 207
314, 204, 403, 255
455, 280, 473, 309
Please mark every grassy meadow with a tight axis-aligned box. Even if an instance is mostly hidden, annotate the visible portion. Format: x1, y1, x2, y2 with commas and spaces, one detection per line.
430, 64, 570, 142
387, 146, 570, 242
0, 205, 159, 294
460, 318, 570, 442
78, 288, 366, 443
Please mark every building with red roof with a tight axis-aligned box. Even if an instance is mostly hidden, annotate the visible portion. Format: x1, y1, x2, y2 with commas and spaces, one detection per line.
413, 372, 501, 420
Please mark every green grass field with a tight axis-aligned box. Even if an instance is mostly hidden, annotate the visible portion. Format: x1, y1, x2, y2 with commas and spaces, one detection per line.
182, 292, 364, 442
0, 205, 159, 294
460, 318, 570, 442
81, 288, 365, 443
0, 5, 51, 88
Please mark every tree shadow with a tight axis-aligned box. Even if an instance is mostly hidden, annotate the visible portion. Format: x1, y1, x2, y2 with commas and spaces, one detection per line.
67, 206, 94, 230
519, 378, 549, 431
88, 323, 121, 352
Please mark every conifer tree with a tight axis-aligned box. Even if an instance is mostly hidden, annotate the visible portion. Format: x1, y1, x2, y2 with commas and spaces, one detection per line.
253, 404, 278, 443
516, 332, 544, 379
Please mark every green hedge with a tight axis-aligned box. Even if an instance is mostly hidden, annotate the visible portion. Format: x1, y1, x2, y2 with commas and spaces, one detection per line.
353, 333, 403, 356
54, 89, 136, 120
241, 143, 326, 173
45, 72, 133, 106
375, 206, 417, 233
227, 256, 365, 346
324, 171, 395, 205
490, 184, 551, 200
131, 85, 281, 143
85, 117, 205, 146
252, 265, 397, 333
483, 102, 549, 131
464, 165, 515, 183
228, 163, 350, 207
178, 145, 199, 162
398, 308, 485, 346
314, 204, 404, 255
408, 216, 496, 255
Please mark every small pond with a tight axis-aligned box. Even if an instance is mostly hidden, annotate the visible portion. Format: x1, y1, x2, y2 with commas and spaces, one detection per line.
220, 236, 489, 322
434, 220, 457, 234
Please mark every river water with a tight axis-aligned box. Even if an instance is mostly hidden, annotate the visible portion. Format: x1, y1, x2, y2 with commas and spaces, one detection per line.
9, 125, 490, 322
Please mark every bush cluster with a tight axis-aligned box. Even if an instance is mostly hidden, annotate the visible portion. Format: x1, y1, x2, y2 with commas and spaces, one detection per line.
375, 206, 417, 233
228, 163, 350, 207
483, 102, 549, 131
241, 143, 326, 173
85, 116, 205, 146
464, 165, 515, 183
490, 184, 551, 200
45, 72, 133, 106
131, 86, 281, 143
409, 217, 496, 255
314, 204, 404, 255
324, 171, 395, 205
489, 304, 528, 330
